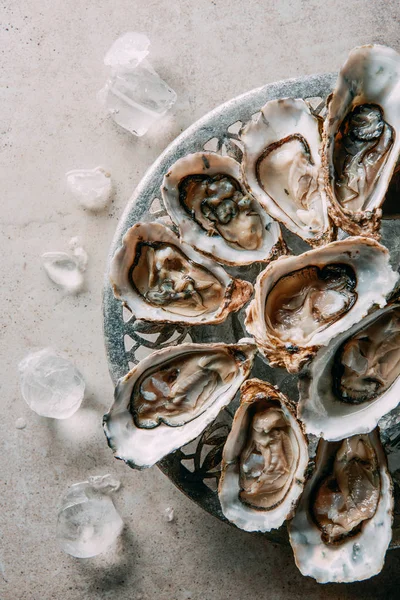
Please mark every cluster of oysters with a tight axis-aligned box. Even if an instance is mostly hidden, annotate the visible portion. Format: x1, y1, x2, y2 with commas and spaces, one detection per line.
104, 45, 400, 583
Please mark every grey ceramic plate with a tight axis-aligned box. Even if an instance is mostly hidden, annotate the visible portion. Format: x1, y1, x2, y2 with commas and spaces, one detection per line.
103, 73, 400, 547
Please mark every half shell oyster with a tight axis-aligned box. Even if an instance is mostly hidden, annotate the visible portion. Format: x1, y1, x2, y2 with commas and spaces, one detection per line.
324, 44, 400, 238
103, 340, 257, 469
288, 431, 393, 583
218, 379, 308, 532
245, 236, 398, 373
110, 222, 253, 325
298, 302, 400, 440
241, 98, 334, 246
161, 152, 285, 266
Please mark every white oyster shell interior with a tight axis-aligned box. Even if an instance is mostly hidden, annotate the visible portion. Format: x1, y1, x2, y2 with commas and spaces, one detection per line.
298, 303, 400, 440
103, 340, 256, 469
161, 152, 284, 266
241, 98, 333, 246
325, 44, 400, 236
288, 431, 393, 583
245, 236, 398, 372
109, 222, 253, 325
218, 379, 308, 532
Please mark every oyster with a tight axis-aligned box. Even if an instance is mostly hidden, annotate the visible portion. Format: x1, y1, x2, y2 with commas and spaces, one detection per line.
288, 431, 393, 583
110, 222, 253, 325
161, 152, 285, 266
218, 379, 308, 532
324, 44, 400, 238
103, 339, 257, 469
241, 98, 334, 246
298, 302, 400, 440
245, 237, 398, 373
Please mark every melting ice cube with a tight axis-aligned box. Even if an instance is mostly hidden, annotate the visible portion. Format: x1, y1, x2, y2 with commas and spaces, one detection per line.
42, 251, 84, 294
69, 237, 88, 271
18, 348, 85, 419
66, 167, 112, 212
104, 32, 150, 69
88, 474, 121, 494
15, 417, 27, 430
164, 506, 174, 522
57, 477, 123, 558
98, 33, 177, 137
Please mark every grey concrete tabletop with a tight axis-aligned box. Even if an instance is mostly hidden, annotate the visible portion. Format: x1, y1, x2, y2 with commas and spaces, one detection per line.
2, 1, 400, 599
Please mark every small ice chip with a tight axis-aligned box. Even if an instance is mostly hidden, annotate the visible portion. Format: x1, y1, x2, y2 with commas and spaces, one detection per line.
88, 474, 121, 494
15, 417, 27, 430
69, 238, 88, 272
57, 478, 123, 558
42, 251, 84, 294
66, 167, 112, 212
104, 32, 150, 69
18, 348, 85, 419
164, 506, 174, 522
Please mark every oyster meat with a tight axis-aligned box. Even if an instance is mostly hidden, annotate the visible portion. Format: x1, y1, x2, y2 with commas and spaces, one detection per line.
110, 222, 253, 325
288, 431, 393, 583
218, 379, 308, 532
324, 44, 400, 238
161, 152, 285, 266
241, 98, 334, 246
245, 236, 398, 372
103, 340, 257, 468
298, 302, 400, 440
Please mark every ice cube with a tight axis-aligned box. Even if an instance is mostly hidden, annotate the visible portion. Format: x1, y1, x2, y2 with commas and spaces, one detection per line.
88, 474, 121, 494
98, 61, 177, 137
66, 167, 112, 212
104, 32, 150, 69
69, 238, 88, 271
18, 348, 85, 419
57, 478, 123, 558
42, 251, 84, 294
164, 506, 174, 522
15, 417, 27, 430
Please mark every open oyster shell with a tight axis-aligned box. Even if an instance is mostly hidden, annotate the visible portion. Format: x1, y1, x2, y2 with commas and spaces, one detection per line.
218, 379, 309, 532
110, 222, 253, 325
103, 339, 257, 469
245, 236, 398, 373
241, 98, 335, 246
298, 302, 400, 440
161, 152, 286, 266
288, 431, 393, 583
324, 44, 400, 238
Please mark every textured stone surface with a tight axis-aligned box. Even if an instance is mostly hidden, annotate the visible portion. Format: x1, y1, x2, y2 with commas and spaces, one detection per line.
1, 0, 400, 598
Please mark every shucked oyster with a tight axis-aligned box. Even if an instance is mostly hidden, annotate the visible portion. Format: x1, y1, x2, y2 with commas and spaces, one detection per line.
103, 340, 256, 469
288, 431, 393, 583
218, 379, 308, 532
161, 152, 285, 266
245, 237, 398, 372
110, 222, 253, 325
298, 302, 400, 440
241, 98, 334, 246
324, 44, 400, 238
